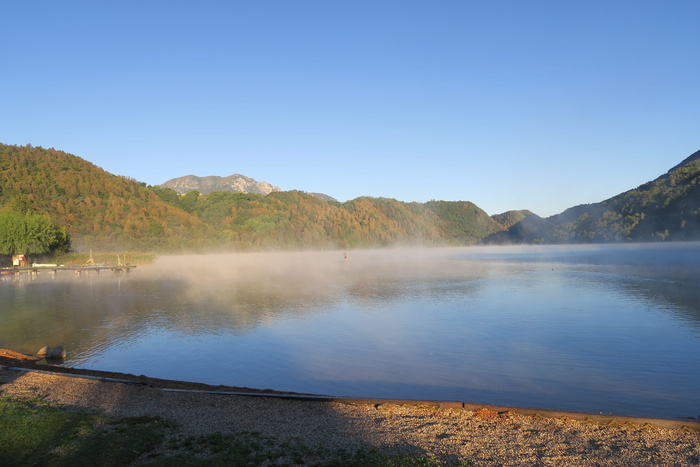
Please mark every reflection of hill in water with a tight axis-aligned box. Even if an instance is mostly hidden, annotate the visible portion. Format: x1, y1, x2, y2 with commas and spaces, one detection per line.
3, 245, 698, 366
615, 275, 700, 330
1, 272, 349, 363
2, 246, 700, 419
0, 249, 496, 357
473, 242, 700, 330
554, 245, 700, 330
0, 276, 135, 354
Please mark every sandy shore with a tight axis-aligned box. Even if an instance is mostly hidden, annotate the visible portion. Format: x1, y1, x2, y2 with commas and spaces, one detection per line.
1, 350, 699, 466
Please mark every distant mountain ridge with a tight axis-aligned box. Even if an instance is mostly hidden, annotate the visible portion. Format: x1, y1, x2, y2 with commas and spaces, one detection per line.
1, 142, 698, 252
490, 210, 533, 229
484, 149, 700, 244
0, 143, 506, 251
160, 174, 281, 195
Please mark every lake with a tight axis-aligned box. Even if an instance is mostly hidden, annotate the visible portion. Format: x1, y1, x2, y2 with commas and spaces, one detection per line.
2, 243, 699, 420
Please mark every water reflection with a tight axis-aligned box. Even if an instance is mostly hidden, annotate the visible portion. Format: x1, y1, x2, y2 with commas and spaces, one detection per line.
1, 244, 699, 419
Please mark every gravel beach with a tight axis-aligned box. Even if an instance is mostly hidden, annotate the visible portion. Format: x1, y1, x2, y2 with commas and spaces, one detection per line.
1, 350, 699, 466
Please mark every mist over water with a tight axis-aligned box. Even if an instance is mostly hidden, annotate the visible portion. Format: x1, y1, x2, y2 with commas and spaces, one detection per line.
1, 243, 699, 419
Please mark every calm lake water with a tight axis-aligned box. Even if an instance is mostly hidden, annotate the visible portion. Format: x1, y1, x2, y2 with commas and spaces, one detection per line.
2, 243, 700, 420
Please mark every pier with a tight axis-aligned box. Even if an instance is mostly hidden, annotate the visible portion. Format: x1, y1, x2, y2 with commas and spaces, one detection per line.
0, 265, 136, 277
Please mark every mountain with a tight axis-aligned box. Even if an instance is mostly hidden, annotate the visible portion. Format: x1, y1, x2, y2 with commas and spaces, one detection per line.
4, 142, 697, 252
308, 192, 338, 202
484, 149, 700, 244
160, 174, 281, 195
425, 200, 506, 242
152, 190, 504, 249
490, 210, 534, 229
0, 144, 210, 252
0, 143, 506, 251
160, 174, 337, 201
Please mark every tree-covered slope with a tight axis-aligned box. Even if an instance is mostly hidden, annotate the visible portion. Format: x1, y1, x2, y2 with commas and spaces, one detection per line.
0, 144, 209, 251
153, 190, 498, 249
6, 143, 698, 250
484, 149, 700, 244
425, 200, 505, 242
490, 210, 534, 229
0, 144, 506, 251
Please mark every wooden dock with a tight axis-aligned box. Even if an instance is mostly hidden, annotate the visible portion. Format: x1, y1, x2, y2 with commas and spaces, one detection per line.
0, 265, 136, 277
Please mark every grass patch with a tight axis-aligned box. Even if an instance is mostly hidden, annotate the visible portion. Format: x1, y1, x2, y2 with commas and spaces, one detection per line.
0, 396, 469, 466
51, 251, 157, 266
0, 396, 174, 466
0, 396, 95, 465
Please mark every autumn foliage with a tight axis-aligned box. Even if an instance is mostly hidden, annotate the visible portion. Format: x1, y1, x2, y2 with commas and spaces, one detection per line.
0, 144, 505, 252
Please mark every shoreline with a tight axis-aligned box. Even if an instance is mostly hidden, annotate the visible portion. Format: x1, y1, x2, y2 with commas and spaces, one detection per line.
2, 349, 699, 465
1, 349, 698, 433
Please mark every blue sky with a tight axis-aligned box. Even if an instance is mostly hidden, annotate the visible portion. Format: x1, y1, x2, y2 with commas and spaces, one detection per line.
3, 1, 698, 217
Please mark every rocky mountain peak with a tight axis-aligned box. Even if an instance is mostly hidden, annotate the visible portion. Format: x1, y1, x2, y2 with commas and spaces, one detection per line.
159, 174, 281, 195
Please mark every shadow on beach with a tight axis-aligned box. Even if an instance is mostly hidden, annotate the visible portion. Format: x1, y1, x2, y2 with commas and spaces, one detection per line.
0, 351, 440, 464
2, 350, 700, 466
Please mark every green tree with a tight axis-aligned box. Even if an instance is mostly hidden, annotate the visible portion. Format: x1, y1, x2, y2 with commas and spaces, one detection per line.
0, 210, 69, 257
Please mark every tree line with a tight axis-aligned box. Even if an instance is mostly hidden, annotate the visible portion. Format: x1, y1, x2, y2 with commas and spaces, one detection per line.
484, 149, 700, 244
2, 143, 698, 258
0, 144, 510, 255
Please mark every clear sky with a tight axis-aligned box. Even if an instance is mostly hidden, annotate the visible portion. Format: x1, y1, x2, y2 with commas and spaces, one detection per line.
3, 1, 698, 217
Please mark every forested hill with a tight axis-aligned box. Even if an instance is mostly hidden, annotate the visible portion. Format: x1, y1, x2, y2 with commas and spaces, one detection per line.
0, 144, 210, 251
7, 143, 694, 251
490, 210, 533, 229
484, 149, 700, 244
0, 144, 507, 251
